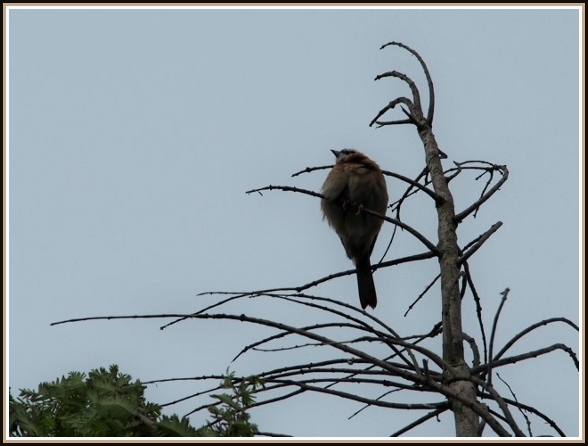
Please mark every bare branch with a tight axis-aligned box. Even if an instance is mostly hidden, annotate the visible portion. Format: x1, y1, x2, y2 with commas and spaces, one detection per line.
291, 164, 332, 177
250, 379, 443, 412
496, 373, 532, 436
469, 376, 526, 436
487, 288, 510, 385
381, 168, 439, 202
369, 97, 415, 127
459, 222, 503, 264
245, 184, 323, 199
363, 208, 439, 254
462, 332, 481, 368
188, 252, 437, 309
348, 389, 402, 420
374, 70, 423, 118
479, 394, 568, 437
390, 406, 449, 437
473, 343, 580, 375
462, 261, 489, 364
404, 273, 440, 317
490, 317, 579, 366
454, 164, 509, 223
52, 310, 513, 436
380, 41, 435, 124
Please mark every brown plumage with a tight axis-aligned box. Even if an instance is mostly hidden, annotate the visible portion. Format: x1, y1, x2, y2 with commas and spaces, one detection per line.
320, 149, 388, 309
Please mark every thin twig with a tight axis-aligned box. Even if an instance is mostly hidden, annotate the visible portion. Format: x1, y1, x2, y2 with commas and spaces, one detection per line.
459, 222, 503, 264
390, 406, 449, 437
487, 288, 510, 385
454, 165, 509, 223
463, 261, 489, 364
496, 373, 532, 436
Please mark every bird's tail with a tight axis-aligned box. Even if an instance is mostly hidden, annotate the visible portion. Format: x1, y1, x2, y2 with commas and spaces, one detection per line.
356, 258, 377, 309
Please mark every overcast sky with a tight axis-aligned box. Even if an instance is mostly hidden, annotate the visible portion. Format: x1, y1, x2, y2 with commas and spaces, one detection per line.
6, 5, 582, 439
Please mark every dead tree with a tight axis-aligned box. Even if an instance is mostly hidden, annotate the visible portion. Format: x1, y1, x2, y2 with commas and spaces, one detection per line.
53, 41, 579, 437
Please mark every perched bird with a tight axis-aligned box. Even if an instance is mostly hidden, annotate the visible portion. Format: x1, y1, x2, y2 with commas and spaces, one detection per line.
321, 149, 388, 309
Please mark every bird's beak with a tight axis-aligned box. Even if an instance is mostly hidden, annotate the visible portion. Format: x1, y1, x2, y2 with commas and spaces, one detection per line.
331, 149, 340, 158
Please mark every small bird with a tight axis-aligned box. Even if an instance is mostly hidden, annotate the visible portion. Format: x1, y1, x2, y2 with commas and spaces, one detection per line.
321, 149, 388, 309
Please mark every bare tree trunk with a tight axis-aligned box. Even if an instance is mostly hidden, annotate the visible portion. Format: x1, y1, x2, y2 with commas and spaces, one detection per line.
419, 125, 480, 436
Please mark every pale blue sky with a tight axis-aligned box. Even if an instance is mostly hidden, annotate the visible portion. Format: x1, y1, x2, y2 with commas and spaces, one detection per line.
6, 6, 582, 438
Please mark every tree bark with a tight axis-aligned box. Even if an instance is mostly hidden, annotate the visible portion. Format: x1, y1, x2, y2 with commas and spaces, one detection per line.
418, 123, 480, 436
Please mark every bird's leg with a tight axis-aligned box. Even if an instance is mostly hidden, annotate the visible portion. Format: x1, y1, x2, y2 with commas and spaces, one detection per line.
340, 197, 364, 215
340, 197, 352, 212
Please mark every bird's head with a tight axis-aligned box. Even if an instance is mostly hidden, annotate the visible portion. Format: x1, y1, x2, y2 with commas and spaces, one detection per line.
331, 148, 360, 162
